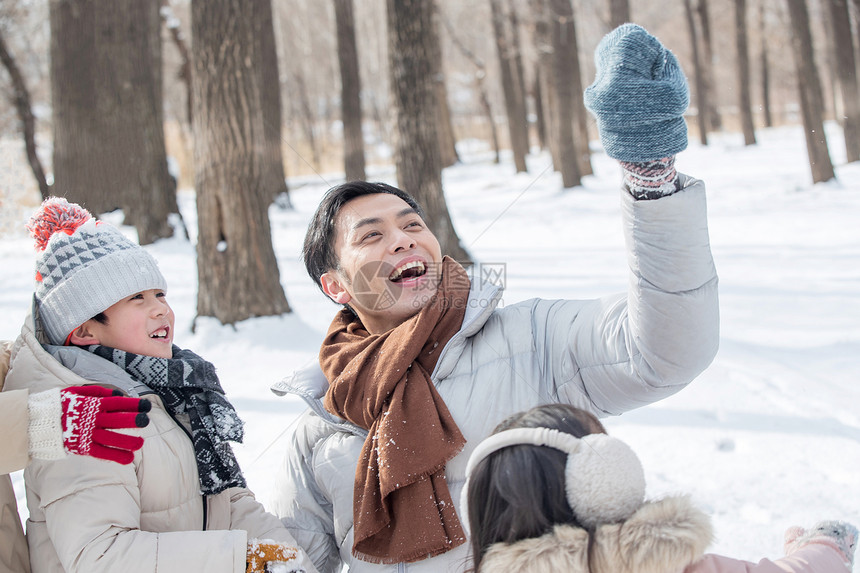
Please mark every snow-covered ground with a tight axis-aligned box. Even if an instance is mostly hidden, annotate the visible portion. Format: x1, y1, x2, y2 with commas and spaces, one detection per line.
2, 123, 858, 565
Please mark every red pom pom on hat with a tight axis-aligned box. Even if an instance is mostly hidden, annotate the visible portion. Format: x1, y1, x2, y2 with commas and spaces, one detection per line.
26, 197, 93, 252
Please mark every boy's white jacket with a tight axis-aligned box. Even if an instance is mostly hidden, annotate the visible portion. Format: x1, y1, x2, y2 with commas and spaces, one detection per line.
4, 314, 317, 573
270, 178, 721, 573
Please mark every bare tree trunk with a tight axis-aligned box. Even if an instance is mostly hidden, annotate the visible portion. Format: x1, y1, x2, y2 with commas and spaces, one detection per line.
786, 0, 835, 183
734, 0, 756, 145
684, 0, 709, 145
334, 0, 367, 181
534, 0, 558, 166
108, 0, 177, 244
697, 0, 722, 131
437, 93, 460, 169
191, 0, 291, 323
542, 66, 561, 169
550, 0, 580, 187
563, 0, 593, 176
853, 0, 860, 68
815, 0, 837, 122
160, 0, 192, 126
820, 1, 841, 122
478, 77, 502, 164
534, 0, 581, 188
609, 0, 630, 28
440, 14, 501, 163
51, 0, 177, 244
50, 0, 100, 208
159, 0, 196, 227
507, 0, 531, 152
294, 71, 321, 171
490, 0, 528, 172
429, 3, 459, 168
533, 67, 547, 150
827, 0, 860, 162
759, 3, 773, 128
0, 29, 50, 198
257, 0, 290, 204
387, 0, 470, 262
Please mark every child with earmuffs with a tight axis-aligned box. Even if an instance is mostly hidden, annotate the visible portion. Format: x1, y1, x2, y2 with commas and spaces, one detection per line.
463, 403, 856, 573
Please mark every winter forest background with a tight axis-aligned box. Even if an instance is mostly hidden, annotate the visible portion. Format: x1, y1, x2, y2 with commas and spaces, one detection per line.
1, 0, 859, 568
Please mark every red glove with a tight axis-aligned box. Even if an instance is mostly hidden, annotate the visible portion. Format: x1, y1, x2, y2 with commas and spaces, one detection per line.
61, 386, 151, 464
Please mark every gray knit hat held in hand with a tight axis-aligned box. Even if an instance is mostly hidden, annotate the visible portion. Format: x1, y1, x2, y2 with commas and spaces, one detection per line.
27, 198, 167, 346
584, 23, 689, 162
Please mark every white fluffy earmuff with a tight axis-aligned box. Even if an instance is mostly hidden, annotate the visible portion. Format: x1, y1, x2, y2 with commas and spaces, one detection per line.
460, 428, 646, 532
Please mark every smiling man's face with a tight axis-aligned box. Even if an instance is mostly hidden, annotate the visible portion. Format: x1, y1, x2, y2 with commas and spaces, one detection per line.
320, 192, 443, 333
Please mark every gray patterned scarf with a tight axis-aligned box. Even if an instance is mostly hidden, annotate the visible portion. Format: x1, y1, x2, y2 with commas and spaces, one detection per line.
87, 344, 246, 495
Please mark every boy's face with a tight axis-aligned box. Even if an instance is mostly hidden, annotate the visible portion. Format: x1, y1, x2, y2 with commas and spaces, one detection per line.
73, 289, 175, 358
320, 193, 443, 334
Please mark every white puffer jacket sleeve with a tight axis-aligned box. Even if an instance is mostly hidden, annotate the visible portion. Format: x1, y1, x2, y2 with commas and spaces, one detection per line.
537, 175, 719, 414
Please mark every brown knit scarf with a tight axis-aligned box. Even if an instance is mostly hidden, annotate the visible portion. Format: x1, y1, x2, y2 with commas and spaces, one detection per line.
320, 256, 470, 564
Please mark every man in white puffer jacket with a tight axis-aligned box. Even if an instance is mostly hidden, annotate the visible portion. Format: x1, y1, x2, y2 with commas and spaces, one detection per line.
271, 23, 719, 573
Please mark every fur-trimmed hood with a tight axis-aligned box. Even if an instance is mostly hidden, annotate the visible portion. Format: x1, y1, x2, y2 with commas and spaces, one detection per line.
480, 496, 713, 573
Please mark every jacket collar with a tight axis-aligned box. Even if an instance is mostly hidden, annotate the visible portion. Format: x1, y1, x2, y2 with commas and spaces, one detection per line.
43, 345, 151, 397
431, 278, 503, 380
270, 360, 367, 438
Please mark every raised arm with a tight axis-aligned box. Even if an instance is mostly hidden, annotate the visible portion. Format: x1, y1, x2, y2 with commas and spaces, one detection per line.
535, 182, 718, 414
534, 25, 718, 415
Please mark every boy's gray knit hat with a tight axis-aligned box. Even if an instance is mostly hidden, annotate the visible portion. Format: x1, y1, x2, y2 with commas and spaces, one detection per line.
584, 23, 689, 162
27, 197, 167, 346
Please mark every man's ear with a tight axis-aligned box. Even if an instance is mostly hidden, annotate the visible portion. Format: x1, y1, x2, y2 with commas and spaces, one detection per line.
68, 321, 101, 346
320, 272, 352, 305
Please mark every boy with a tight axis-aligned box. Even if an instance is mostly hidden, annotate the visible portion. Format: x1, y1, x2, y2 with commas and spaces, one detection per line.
4, 198, 314, 573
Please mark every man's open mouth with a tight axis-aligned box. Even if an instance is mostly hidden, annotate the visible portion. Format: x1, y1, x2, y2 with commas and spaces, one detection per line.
389, 261, 426, 283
